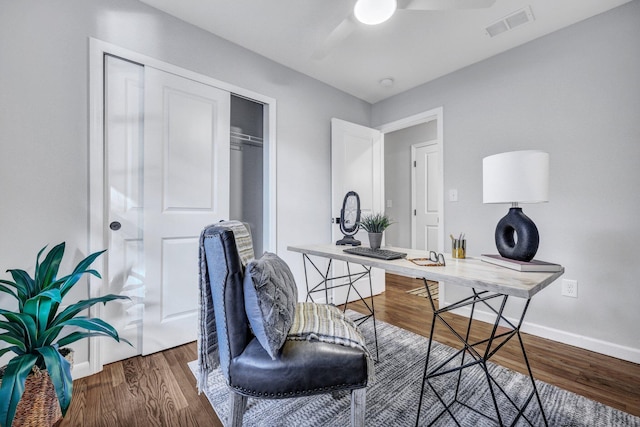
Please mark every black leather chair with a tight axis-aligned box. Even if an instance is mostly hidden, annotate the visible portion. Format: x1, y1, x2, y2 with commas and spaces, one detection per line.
201, 224, 369, 426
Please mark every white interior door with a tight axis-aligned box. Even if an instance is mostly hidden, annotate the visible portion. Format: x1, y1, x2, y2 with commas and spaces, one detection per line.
412, 142, 440, 251
331, 118, 384, 304
142, 67, 230, 355
102, 55, 145, 364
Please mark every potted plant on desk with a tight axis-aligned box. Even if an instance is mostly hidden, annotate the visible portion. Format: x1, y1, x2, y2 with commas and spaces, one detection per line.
0, 242, 130, 427
359, 213, 394, 250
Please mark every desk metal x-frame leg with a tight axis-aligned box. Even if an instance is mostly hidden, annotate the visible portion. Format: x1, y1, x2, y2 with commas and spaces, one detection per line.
300, 254, 380, 360
415, 278, 548, 426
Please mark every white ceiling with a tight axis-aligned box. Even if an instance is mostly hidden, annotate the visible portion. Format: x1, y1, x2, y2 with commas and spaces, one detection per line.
139, 0, 631, 103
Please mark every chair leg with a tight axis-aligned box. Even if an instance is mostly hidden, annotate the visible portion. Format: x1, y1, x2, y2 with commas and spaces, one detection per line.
228, 391, 248, 427
350, 388, 366, 427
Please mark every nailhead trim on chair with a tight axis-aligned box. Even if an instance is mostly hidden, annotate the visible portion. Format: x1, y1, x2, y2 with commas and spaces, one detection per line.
231, 381, 367, 398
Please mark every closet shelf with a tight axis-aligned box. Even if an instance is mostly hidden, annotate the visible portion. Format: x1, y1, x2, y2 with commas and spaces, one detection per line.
231, 130, 263, 148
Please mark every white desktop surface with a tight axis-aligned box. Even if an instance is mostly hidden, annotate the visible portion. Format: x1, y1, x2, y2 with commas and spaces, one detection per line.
288, 244, 564, 299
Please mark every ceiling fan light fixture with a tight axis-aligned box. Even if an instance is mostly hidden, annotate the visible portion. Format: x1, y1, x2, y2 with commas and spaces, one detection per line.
354, 0, 397, 25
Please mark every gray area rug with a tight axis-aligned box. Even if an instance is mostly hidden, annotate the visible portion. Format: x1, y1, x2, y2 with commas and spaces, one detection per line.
189, 312, 640, 426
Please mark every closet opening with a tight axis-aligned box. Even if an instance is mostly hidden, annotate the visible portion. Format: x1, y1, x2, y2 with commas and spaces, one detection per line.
230, 94, 265, 256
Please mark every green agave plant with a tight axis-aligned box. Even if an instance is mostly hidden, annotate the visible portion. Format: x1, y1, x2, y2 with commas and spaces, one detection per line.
0, 242, 130, 427
359, 213, 394, 233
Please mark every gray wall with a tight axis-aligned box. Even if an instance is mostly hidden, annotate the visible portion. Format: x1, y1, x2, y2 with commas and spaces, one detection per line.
372, 1, 640, 359
384, 122, 437, 248
0, 0, 370, 367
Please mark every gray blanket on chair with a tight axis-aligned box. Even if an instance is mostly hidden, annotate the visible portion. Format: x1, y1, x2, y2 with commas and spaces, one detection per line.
197, 221, 254, 393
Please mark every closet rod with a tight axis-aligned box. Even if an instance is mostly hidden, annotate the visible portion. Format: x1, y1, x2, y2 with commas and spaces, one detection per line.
231, 130, 263, 148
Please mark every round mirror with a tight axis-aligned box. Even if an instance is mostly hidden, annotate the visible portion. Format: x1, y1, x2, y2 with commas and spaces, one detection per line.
336, 191, 361, 246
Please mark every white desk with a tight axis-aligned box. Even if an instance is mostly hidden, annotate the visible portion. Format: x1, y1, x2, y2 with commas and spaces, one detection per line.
288, 244, 562, 299
288, 244, 564, 426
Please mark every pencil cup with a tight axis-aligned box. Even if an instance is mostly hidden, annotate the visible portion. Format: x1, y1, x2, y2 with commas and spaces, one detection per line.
452, 239, 466, 259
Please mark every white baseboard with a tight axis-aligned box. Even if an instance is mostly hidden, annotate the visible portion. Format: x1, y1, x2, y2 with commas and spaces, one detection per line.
71, 361, 93, 380
521, 319, 640, 364
443, 303, 640, 364
383, 275, 640, 364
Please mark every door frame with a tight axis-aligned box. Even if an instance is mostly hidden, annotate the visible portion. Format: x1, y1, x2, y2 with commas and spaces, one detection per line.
376, 107, 444, 252
88, 38, 277, 375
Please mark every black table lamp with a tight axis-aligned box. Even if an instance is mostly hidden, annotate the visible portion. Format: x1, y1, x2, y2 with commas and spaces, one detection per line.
483, 150, 549, 262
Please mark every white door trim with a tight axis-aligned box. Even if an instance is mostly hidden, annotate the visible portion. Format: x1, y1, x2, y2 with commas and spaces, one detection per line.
88, 38, 277, 375
376, 107, 444, 252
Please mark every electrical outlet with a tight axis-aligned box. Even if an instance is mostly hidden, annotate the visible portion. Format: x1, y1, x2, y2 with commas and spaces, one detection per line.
561, 279, 578, 298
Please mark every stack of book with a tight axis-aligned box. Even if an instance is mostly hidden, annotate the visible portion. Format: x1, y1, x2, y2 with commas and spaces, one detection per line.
480, 254, 562, 272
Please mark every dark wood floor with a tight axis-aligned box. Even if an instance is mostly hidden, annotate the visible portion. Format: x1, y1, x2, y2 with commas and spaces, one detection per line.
60, 274, 640, 426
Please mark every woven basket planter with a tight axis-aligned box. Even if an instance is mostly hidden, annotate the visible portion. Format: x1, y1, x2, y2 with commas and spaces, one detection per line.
0, 349, 73, 427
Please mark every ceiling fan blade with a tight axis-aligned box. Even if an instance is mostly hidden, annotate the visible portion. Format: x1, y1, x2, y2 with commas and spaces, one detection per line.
399, 0, 496, 10
311, 15, 357, 61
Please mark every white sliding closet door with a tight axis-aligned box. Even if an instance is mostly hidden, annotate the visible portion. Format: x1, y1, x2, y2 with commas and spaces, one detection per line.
142, 67, 230, 355
102, 57, 231, 361
103, 55, 145, 364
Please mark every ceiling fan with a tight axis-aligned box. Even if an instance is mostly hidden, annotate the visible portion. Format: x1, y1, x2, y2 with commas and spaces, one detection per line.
312, 0, 497, 60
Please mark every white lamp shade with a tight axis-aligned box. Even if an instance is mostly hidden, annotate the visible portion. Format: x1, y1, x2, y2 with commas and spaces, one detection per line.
483, 150, 549, 204
354, 0, 397, 25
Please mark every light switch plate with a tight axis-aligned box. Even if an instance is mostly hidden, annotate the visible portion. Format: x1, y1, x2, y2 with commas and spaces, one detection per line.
449, 189, 458, 202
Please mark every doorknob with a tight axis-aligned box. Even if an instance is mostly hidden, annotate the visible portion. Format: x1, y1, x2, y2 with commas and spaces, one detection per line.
109, 221, 122, 231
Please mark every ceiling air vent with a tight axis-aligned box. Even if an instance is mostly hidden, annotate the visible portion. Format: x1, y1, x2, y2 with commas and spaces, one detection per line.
485, 5, 535, 38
